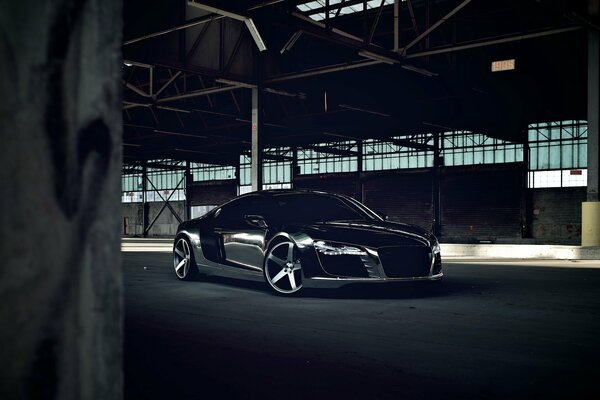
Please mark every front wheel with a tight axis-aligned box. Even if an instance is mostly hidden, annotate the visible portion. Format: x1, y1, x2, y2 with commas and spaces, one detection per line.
264, 241, 303, 295
173, 236, 198, 281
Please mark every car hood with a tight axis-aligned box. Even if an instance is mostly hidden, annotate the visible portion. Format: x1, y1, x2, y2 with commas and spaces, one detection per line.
289, 220, 434, 248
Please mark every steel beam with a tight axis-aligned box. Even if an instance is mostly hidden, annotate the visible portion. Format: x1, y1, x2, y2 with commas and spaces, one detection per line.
390, 137, 435, 151
124, 81, 151, 98
406, 0, 419, 36
124, 0, 280, 46
225, 29, 246, 71
303, 0, 366, 16
187, 1, 246, 21
401, 0, 472, 55
185, 20, 213, 65
367, 0, 386, 45
305, 145, 358, 157
335, 0, 346, 18
338, 104, 391, 117
404, 26, 583, 59
155, 84, 243, 103
242, 151, 293, 162
263, 59, 380, 83
187, 1, 266, 51
144, 176, 185, 236
291, 11, 365, 44
124, 14, 224, 46
128, 161, 187, 171
146, 176, 184, 224
280, 31, 303, 54
155, 71, 182, 97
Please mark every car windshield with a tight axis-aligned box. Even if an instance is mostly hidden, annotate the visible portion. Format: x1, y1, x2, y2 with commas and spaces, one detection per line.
265, 193, 381, 224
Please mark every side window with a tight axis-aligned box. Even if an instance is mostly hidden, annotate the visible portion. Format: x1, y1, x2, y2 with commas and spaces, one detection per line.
216, 196, 264, 223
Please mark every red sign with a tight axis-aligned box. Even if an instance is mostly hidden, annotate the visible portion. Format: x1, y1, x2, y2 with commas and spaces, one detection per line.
570, 170, 582, 175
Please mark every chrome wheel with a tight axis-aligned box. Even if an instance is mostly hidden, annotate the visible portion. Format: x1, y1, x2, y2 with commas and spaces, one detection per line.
264, 241, 302, 295
173, 237, 194, 280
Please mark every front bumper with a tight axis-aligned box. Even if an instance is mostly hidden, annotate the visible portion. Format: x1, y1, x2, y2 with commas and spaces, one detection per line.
303, 272, 443, 288
306, 240, 442, 283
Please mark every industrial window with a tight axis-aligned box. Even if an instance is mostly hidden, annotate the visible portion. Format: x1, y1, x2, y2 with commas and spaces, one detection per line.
121, 172, 144, 203
263, 147, 293, 185
190, 163, 235, 182
146, 160, 185, 202
527, 120, 587, 188
441, 131, 524, 167
363, 134, 434, 170
297, 0, 398, 21
297, 141, 358, 174
527, 169, 588, 189
239, 148, 293, 194
121, 159, 186, 203
240, 155, 251, 189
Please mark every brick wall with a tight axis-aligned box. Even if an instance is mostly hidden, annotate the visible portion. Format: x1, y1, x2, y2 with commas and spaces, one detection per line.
530, 187, 586, 244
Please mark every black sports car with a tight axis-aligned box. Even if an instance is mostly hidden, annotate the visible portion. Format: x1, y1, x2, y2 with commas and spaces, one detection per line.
173, 190, 442, 295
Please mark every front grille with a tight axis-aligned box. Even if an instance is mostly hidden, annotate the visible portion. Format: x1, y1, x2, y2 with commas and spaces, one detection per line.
317, 254, 370, 278
378, 246, 432, 278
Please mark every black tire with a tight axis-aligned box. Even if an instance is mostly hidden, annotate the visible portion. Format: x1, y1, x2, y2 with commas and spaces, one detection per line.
173, 235, 199, 281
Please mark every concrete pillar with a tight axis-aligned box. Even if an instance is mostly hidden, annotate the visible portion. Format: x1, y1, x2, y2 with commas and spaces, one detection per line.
251, 86, 263, 191
0, 2, 123, 399
582, 18, 600, 246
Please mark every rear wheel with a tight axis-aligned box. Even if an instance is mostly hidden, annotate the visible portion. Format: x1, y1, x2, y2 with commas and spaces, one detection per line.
173, 236, 198, 280
264, 241, 303, 295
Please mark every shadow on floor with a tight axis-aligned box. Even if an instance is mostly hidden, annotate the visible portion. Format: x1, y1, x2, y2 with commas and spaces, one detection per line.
190, 273, 480, 300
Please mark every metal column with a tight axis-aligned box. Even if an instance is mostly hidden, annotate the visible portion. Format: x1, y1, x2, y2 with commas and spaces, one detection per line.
582, 19, 600, 246
291, 146, 298, 189
251, 86, 263, 191
522, 131, 532, 238
432, 132, 441, 237
185, 161, 192, 220
142, 162, 149, 237
357, 140, 364, 203
235, 163, 241, 194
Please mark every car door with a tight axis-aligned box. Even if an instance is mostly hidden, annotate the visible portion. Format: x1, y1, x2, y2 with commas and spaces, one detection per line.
212, 195, 268, 271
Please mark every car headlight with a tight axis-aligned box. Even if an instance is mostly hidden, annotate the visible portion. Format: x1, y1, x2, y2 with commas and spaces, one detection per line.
314, 240, 367, 256
432, 241, 441, 255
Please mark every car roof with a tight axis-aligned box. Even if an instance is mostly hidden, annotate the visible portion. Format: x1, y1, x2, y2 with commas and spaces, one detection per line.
242, 189, 346, 198
212, 189, 356, 212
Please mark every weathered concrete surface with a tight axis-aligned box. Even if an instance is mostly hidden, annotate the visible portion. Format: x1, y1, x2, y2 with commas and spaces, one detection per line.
0, 1, 122, 399
123, 252, 600, 399
121, 238, 600, 260
441, 243, 600, 260
122, 201, 185, 237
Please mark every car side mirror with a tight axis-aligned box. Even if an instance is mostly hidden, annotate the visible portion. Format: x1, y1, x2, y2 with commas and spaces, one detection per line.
244, 214, 268, 229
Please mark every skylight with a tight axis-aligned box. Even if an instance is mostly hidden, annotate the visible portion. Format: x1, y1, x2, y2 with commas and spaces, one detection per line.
297, 0, 398, 21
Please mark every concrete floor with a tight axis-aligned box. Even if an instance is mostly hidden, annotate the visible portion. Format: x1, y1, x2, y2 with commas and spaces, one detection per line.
124, 251, 600, 400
